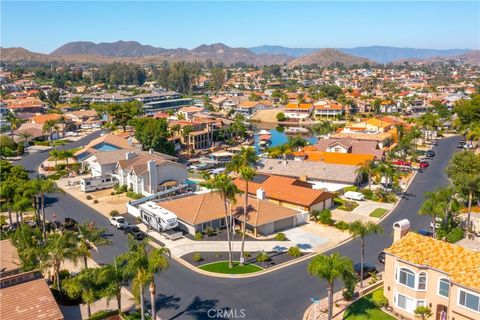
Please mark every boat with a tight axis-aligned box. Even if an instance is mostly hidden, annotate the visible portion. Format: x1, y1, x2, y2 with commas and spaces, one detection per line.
258, 129, 271, 135
284, 127, 310, 135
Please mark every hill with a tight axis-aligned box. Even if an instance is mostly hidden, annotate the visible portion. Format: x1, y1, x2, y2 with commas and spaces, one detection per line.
288, 48, 373, 67
50, 40, 174, 57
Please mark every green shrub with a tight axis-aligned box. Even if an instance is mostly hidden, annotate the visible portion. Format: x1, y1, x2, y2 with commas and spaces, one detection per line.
86, 195, 93, 200
55, 163, 66, 171
343, 186, 359, 193
372, 289, 388, 307
335, 221, 350, 230
287, 246, 302, 257
110, 191, 115, 196
256, 251, 269, 263
243, 251, 251, 258
317, 209, 334, 225
446, 227, 464, 243
110, 210, 119, 217
333, 198, 345, 206
195, 232, 203, 240
193, 252, 203, 262
361, 189, 374, 199
126, 191, 143, 200
275, 232, 287, 241
93, 199, 99, 204
88, 310, 119, 320
204, 226, 215, 236
339, 201, 359, 212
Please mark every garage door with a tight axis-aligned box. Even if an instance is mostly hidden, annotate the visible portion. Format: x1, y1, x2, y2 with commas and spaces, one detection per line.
274, 217, 294, 232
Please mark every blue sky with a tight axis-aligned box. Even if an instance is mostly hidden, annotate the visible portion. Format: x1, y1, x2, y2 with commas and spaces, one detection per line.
1, 1, 479, 53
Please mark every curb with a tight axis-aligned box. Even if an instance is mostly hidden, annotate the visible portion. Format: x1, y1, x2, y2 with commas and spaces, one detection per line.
163, 170, 420, 279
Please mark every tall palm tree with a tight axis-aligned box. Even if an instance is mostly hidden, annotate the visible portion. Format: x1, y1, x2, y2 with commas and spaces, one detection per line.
348, 221, 384, 289
28, 178, 59, 240
355, 160, 375, 189
419, 189, 446, 239
18, 132, 33, 147
61, 149, 75, 166
308, 253, 355, 320
77, 221, 112, 268
99, 256, 131, 311
122, 239, 170, 320
49, 149, 61, 167
10, 224, 43, 271
42, 231, 80, 295
226, 147, 258, 265
63, 267, 101, 318
201, 173, 242, 268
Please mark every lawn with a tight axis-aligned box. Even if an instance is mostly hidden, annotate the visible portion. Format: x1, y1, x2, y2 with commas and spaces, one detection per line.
199, 261, 263, 274
369, 208, 388, 218
343, 289, 395, 320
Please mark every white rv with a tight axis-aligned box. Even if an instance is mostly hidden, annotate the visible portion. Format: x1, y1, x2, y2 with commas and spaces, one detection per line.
139, 201, 178, 231
80, 176, 118, 192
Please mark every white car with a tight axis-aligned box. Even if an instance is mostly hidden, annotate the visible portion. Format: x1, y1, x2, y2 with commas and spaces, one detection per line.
109, 216, 129, 229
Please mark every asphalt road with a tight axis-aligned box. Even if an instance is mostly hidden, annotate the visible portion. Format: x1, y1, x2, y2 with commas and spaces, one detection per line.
14, 134, 461, 320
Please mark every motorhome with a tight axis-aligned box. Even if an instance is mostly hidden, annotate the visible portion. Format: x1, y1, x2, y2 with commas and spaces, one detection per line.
139, 201, 178, 231
80, 175, 118, 192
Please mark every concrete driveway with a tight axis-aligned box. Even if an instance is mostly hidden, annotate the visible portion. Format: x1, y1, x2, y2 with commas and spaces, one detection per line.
332, 199, 394, 223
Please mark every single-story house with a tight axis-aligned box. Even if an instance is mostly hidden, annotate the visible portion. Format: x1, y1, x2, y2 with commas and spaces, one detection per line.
158, 191, 308, 236
234, 174, 335, 212
257, 158, 362, 191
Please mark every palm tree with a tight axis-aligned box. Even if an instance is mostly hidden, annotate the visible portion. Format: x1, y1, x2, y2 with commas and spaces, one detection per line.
42, 231, 81, 295
42, 119, 59, 142
226, 147, 258, 265
308, 253, 355, 320
49, 149, 61, 167
122, 239, 170, 320
6, 112, 22, 139
375, 162, 395, 187
181, 125, 193, 151
99, 256, 131, 311
201, 173, 242, 268
355, 160, 375, 189
63, 268, 101, 318
77, 221, 112, 268
29, 178, 59, 240
348, 221, 384, 289
61, 149, 75, 166
18, 132, 33, 147
419, 189, 446, 239
10, 224, 43, 271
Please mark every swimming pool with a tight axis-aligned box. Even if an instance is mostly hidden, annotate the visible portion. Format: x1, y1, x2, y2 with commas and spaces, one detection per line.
93, 143, 120, 151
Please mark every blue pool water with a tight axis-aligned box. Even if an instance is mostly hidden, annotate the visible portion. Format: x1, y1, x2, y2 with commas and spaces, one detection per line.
254, 128, 317, 152
93, 143, 120, 151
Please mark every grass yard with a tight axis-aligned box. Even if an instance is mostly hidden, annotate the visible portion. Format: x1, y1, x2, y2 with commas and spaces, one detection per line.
199, 261, 263, 274
369, 208, 388, 218
343, 289, 395, 320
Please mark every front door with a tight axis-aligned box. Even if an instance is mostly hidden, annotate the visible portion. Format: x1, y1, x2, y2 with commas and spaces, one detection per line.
435, 304, 447, 320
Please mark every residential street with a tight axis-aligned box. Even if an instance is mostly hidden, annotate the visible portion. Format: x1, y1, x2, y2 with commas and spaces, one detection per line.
14, 134, 461, 320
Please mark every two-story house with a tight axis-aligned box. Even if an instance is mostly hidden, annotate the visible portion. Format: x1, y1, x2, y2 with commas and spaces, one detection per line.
284, 103, 313, 120
384, 219, 480, 320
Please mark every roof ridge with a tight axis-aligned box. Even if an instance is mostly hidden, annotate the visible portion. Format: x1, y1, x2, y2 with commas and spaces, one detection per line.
193, 193, 207, 225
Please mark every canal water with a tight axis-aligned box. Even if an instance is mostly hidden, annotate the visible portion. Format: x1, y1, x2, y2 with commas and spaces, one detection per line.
253, 127, 318, 152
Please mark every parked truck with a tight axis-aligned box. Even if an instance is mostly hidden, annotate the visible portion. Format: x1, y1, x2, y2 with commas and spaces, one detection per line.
344, 191, 366, 201
80, 175, 118, 192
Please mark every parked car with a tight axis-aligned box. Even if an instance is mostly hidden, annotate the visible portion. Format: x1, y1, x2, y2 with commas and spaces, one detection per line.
377, 252, 386, 264
64, 218, 78, 230
392, 159, 411, 167
109, 216, 129, 229
419, 161, 429, 168
417, 229, 433, 237
354, 262, 378, 279
344, 191, 365, 201
124, 225, 147, 240
426, 150, 435, 158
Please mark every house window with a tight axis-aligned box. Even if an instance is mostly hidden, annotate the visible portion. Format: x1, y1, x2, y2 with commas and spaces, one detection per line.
398, 268, 416, 289
418, 272, 427, 290
459, 289, 480, 312
396, 293, 416, 313
438, 279, 450, 298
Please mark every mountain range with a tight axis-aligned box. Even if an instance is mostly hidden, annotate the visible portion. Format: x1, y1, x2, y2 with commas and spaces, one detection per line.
1, 41, 478, 66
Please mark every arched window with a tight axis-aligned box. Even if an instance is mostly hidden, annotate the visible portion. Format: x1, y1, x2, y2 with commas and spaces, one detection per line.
398, 268, 415, 288
418, 272, 427, 290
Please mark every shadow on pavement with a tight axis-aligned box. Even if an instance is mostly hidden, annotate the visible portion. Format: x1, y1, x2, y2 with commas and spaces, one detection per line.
168, 296, 230, 320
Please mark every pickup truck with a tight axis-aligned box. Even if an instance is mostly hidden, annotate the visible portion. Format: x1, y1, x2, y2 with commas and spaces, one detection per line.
109, 216, 130, 230
124, 225, 147, 240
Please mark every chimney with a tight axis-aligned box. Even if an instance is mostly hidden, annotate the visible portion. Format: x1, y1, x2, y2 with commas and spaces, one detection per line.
147, 160, 157, 194
125, 151, 136, 160
393, 219, 410, 242
256, 188, 266, 200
